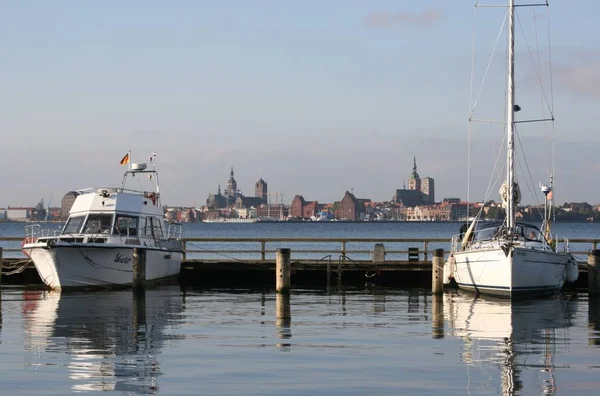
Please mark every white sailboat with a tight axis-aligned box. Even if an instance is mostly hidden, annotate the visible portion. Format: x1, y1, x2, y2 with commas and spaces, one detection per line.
444, 1, 578, 297
22, 152, 184, 290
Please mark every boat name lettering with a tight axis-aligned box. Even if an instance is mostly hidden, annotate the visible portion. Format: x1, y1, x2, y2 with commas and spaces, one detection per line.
114, 254, 132, 264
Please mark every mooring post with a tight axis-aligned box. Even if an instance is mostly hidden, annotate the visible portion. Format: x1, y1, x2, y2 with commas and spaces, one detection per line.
133, 247, 146, 293
276, 248, 291, 294
588, 249, 600, 296
432, 248, 445, 294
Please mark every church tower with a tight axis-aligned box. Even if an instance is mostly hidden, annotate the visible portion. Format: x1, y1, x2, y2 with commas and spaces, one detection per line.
225, 167, 237, 196
255, 178, 268, 203
408, 156, 421, 191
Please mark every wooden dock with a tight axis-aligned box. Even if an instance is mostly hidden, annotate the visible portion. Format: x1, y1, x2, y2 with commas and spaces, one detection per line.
0, 236, 596, 289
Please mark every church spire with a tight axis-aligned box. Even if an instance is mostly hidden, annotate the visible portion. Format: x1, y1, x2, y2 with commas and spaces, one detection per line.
413, 155, 417, 172
230, 166, 234, 178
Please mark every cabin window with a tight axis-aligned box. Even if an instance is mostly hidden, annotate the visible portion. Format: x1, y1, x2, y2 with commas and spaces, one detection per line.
115, 215, 139, 236
83, 214, 114, 234
152, 218, 164, 239
141, 217, 152, 237
62, 215, 86, 234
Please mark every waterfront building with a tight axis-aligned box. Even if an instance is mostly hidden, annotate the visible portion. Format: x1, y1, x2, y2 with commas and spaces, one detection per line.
339, 191, 370, 220
6, 206, 34, 221
290, 195, 319, 219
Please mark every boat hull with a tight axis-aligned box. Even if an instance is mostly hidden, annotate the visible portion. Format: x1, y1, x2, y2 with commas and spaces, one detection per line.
28, 245, 182, 290
451, 247, 568, 297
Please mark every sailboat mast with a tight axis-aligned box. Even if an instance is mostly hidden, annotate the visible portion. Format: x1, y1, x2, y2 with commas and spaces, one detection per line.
506, 0, 516, 230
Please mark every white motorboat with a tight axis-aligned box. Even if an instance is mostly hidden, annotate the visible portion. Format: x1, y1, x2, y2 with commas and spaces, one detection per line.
22, 154, 183, 290
443, 1, 578, 297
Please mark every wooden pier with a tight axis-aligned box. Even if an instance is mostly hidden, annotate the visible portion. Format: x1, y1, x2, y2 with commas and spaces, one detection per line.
0, 236, 596, 289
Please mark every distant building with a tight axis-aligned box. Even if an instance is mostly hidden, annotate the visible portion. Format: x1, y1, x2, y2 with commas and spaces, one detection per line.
235, 195, 264, 210
339, 191, 370, 220
421, 177, 435, 204
6, 206, 34, 221
408, 156, 422, 192
223, 167, 239, 206
206, 184, 227, 209
61, 191, 79, 220
255, 178, 268, 203
393, 156, 435, 207
289, 195, 319, 219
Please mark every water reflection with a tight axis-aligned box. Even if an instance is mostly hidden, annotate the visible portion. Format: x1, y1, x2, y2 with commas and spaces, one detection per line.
22, 286, 183, 394
589, 297, 600, 346
445, 293, 577, 396
275, 293, 292, 351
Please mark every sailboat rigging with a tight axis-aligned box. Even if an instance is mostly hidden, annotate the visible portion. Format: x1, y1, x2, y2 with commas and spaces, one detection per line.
443, 0, 579, 297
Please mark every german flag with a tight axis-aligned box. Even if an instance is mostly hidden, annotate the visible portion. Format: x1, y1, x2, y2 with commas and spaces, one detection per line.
120, 152, 130, 166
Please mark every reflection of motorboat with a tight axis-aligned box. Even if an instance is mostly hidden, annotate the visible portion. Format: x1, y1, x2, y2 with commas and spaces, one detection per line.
23, 157, 184, 289
444, 292, 577, 395
22, 286, 183, 393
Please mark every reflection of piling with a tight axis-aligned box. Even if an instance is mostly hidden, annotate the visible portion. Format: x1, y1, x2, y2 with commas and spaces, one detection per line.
432, 295, 444, 339
133, 248, 146, 293
275, 293, 292, 350
276, 248, 291, 294
0, 247, 2, 322
432, 249, 445, 294
588, 250, 600, 296
133, 288, 147, 335
590, 297, 600, 346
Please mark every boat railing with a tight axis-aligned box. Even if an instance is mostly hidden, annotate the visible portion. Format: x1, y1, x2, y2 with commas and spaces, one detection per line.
24, 224, 62, 239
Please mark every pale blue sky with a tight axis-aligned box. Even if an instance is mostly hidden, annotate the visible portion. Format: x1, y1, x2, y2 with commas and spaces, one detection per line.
1, 1, 598, 208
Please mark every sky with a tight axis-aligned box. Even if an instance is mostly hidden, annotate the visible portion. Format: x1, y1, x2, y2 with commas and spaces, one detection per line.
1, 0, 599, 208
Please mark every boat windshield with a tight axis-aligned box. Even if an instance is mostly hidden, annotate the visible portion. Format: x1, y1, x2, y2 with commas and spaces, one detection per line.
62, 215, 86, 234
83, 214, 114, 234
517, 224, 542, 241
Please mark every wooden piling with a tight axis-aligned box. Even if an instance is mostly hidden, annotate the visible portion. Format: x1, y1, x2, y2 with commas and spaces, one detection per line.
0, 247, 3, 289
133, 248, 146, 293
432, 248, 445, 294
588, 249, 600, 296
276, 248, 291, 294
372, 243, 385, 263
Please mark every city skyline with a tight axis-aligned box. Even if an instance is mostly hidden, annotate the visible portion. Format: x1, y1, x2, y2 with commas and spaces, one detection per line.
1, 1, 598, 208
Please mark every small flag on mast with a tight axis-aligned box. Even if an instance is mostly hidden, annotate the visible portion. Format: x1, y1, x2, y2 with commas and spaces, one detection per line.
120, 152, 130, 166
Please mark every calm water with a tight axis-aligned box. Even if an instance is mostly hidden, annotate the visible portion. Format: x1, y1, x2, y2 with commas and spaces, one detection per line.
1, 222, 600, 394
0, 285, 599, 395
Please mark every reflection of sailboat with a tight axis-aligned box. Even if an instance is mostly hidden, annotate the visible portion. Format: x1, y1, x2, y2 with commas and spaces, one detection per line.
445, 293, 577, 395
22, 287, 183, 393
